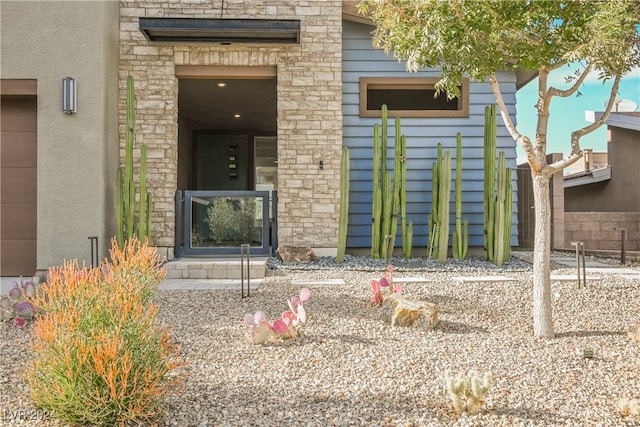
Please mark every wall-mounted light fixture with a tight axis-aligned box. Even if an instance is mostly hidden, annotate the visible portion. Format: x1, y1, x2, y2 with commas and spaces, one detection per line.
62, 77, 76, 114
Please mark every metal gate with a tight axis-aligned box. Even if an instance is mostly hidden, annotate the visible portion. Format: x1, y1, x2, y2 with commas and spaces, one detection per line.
175, 190, 277, 257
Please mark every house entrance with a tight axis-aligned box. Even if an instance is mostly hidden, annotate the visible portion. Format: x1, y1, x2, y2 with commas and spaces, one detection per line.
176, 68, 277, 255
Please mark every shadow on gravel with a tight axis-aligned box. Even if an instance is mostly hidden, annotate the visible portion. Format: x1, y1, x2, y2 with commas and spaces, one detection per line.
556, 330, 625, 338
491, 405, 579, 425
434, 320, 489, 334
418, 293, 461, 305
309, 333, 378, 346
308, 292, 378, 315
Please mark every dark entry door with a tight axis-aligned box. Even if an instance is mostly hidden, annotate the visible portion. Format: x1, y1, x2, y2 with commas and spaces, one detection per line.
195, 134, 249, 191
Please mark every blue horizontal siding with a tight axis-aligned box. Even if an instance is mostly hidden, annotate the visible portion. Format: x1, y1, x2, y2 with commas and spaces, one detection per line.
342, 20, 519, 250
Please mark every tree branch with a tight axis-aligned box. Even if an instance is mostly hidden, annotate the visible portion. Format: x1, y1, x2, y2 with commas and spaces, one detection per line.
546, 63, 592, 101
489, 74, 540, 171
534, 68, 550, 156
547, 60, 567, 72
547, 74, 621, 174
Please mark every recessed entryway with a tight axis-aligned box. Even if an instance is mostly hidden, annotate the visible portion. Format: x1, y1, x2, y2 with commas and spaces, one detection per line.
177, 75, 277, 191
175, 67, 278, 255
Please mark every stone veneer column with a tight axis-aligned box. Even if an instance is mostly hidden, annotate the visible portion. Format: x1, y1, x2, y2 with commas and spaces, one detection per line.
119, 1, 343, 257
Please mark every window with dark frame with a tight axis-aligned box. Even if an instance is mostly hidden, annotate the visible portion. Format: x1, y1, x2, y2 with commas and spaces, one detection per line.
359, 77, 469, 118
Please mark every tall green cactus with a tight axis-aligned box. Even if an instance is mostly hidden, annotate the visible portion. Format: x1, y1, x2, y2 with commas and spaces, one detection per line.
452, 132, 468, 259
388, 117, 402, 256
400, 134, 413, 258
371, 122, 382, 258
484, 105, 496, 262
389, 117, 412, 259
436, 150, 451, 264
493, 152, 513, 265
428, 143, 451, 263
428, 144, 441, 259
337, 147, 350, 263
483, 105, 512, 266
116, 75, 153, 248
370, 105, 410, 259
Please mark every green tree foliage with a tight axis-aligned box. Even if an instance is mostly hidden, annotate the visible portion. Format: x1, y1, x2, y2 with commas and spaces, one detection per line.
359, 0, 640, 338
206, 198, 259, 245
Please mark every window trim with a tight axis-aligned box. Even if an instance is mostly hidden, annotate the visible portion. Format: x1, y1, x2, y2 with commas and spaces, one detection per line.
359, 77, 469, 118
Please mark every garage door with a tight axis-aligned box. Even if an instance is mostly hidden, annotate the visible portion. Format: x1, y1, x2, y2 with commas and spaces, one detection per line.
1, 80, 37, 276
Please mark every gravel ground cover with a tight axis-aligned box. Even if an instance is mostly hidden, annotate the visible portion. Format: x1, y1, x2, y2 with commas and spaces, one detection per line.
1, 254, 639, 426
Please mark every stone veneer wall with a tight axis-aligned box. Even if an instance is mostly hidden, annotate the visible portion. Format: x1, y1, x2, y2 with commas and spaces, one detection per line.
119, 1, 343, 258
563, 212, 640, 252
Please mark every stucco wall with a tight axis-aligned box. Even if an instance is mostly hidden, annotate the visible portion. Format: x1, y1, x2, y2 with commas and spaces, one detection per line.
119, 1, 343, 256
566, 126, 640, 212
1, 1, 120, 269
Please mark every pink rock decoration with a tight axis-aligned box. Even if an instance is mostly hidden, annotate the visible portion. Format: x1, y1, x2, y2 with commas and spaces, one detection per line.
244, 288, 311, 344
370, 265, 401, 306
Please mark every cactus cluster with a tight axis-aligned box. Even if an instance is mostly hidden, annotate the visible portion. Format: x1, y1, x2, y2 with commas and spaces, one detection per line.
427, 134, 469, 262
427, 143, 451, 263
483, 105, 513, 266
244, 288, 310, 344
370, 265, 401, 306
364, 105, 512, 263
371, 105, 413, 259
452, 133, 469, 260
0, 276, 44, 326
337, 147, 350, 263
116, 75, 153, 248
445, 369, 492, 415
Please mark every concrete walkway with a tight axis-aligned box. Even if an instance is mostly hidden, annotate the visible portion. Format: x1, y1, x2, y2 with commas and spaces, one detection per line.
550, 256, 618, 269
159, 278, 263, 291
2, 252, 637, 294
0, 276, 264, 294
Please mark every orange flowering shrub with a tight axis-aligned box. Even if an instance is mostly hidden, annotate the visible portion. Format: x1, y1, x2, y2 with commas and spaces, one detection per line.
26, 238, 184, 426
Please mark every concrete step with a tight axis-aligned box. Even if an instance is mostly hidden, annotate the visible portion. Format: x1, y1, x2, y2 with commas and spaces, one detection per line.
163, 257, 267, 280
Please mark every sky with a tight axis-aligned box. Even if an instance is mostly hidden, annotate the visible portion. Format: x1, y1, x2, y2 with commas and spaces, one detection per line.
515, 65, 640, 160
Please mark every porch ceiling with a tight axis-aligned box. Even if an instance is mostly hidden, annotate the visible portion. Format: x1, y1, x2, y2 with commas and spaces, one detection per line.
178, 78, 277, 133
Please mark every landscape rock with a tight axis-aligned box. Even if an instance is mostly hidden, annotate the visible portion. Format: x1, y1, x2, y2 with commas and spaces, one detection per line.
380, 294, 438, 329
275, 245, 317, 263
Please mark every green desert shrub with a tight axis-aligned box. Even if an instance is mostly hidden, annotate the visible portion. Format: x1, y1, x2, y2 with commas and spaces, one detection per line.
206, 197, 259, 244
26, 238, 184, 426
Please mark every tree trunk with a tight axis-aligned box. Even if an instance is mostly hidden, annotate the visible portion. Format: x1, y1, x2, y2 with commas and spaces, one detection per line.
532, 172, 554, 338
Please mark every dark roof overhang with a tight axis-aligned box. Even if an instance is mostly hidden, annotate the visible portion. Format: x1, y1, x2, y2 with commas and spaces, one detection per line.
139, 18, 300, 44
564, 166, 612, 188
